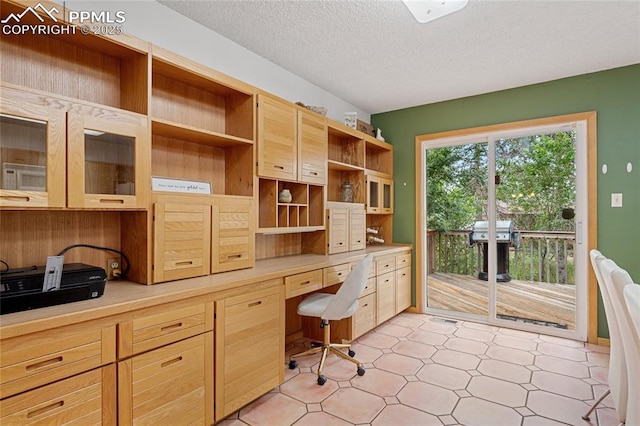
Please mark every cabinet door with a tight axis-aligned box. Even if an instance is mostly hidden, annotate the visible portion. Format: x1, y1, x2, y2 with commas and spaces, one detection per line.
212, 197, 255, 273
396, 266, 412, 314
381, 177, 394, 213
118, 332, 213, 426
67, 111, 149, 209
327, 208, 348, 254
257, 94, 297, 180
0, 365, 116, 426
0, 90, 65, 208
215, 284, 284, 420
376, 271, 396, 325
366, 174, 381, 213
349, 209, 366, 251
153, 202, 211, 283
298, 110, 327, 184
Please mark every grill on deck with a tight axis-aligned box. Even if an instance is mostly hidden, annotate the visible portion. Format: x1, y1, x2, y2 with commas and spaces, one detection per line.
469, 220, 520, 282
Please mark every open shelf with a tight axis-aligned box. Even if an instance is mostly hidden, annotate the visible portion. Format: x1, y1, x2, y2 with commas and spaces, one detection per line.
0, 1, 148, 114
151, 122, 253, 197
151, 53, 254, 142
365, 139, 393, 175
258, 179, 324, 232
327, 124, 365, 168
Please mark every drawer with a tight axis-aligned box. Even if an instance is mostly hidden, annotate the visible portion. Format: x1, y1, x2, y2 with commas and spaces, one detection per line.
376, 255, 396, 276
361, 276, 377, 297
118, 302, 211, 358
285, 269, 323, 298
324, 263, 350, 287
396, 266, 412, 313
354, 293, 376, 338
119, 333, 209, 425
0, 365, 115, 426
0, 323, 115, 399
396, 252, 411, 269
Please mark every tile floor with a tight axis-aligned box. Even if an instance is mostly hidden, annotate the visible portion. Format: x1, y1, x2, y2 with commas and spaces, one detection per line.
219, 313, 617, 426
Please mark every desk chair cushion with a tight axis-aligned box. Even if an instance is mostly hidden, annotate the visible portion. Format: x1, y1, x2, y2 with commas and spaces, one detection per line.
624, 284, 640, 334
297, 293, 358, 319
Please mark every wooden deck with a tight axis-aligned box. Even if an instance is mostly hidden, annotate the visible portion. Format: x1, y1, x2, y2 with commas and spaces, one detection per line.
427, 272, 576, 330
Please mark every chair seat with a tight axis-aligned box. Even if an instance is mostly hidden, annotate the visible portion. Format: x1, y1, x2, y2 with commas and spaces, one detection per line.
297, 293, 358, 320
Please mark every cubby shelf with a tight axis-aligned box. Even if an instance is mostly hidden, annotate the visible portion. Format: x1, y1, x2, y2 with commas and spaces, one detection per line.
258, 178, 324, 233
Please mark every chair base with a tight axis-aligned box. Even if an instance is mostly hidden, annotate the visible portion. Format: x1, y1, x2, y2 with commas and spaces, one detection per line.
288, 320, 365, 385
582, 388, 610, 420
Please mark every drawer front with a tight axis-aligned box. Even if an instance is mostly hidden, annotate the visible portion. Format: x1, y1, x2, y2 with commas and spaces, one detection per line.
154, 202, 212, 283
376, 271, 396, 325
354, 293, 376, 338
395, 252, 411, 269
212, 198, 255, 273
396, 266, 412, 313
0, 365, 114, 425
124, 334, 208, 425
285, 269, 323, 298
376, 255, 396, 276
361, 276, 377, 298
324, 263, 350, 287
0, 324, 115, 399
119, 303, 209, 358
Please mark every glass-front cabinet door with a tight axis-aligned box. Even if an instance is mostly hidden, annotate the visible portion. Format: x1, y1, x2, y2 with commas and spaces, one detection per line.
381, 177, 394, 214
67, 112, 149, 209
366, 173, 381, 213
0, 101, 66, 208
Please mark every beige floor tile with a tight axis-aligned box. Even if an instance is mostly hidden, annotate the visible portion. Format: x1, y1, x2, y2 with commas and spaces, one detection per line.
454, 326, 495, 342
417, 362, 471, 390
526, 390, 591, 424
239, 393, 306, 426
452, 396, 522, 426
486, 345, 535, 365
477, 359, 532, 383
392, 339, 437, 359
280, 372, 339, 403
372, 404, 442, 426
373, 352, 424, 376
374, 323, 413, 338
432, 349, 481, 370
397, 381, 459, 415
530, 370, 594, 400
444, 337, 489, 355
407, 329, 448, 346
357, 332, 399, 349
537, 341, 588, 362
294, 411, 353, 426
534, 354, 590, 378
493, 333, 538, 351
322, 388, 385, 424
351, 368, 407, 396
467, 375, 528, 406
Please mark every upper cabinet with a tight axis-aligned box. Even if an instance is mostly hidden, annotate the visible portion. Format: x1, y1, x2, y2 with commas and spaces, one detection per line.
257, 94, 298, 181
1, 85, 150, 210
0, 91, 66, 208
257, 93, 328, 185
150, 47, 255, 198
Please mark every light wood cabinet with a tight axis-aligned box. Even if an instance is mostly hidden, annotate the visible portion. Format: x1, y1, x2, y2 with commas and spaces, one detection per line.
0, 88, 66, 208
324, 263, 351, 287
67, 111, 150, 209
215, 283, 284, 421
377, 271, 397, 324
0, 365, 116, 426
153, 198, 212, 283
117, 300, 214, 425
257, 93, 327, 185
257, 94, 298, 181
286, 269, 324, 299
366, 171, 393, 215
298, 109, 328, 184
326, 205, 366, 254
212, 196, 255, 273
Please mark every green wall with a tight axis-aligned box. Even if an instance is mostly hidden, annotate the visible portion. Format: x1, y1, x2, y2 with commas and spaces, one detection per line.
372, 64, 640, 339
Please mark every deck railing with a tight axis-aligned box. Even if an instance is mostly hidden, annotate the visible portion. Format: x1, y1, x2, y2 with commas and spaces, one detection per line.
427, 229, 576, 284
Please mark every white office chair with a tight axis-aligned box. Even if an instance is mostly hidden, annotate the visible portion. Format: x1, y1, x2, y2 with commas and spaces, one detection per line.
288, 254, 374, 385
610, 269, 640, 425
582, 252, 627, 423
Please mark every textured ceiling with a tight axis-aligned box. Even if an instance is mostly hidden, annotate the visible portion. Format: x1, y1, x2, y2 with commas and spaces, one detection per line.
159, 0, 640, 114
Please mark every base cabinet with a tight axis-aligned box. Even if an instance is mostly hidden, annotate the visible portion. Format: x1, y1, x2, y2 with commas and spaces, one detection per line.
215, 283, 284, 421
0, 365, 116, 426
118, 333, 213, 425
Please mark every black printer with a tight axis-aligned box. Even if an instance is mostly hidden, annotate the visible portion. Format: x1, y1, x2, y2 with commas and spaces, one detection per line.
0, 263, 107, 315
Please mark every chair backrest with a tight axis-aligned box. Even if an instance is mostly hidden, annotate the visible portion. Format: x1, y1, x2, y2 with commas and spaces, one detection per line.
599, 257, 628, 422
322, 254, 374, 321
624, 284, 640, 336
610, 269, 640, 425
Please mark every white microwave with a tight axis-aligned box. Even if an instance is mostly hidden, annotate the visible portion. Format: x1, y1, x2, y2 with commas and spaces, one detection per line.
2, 163, 46, 191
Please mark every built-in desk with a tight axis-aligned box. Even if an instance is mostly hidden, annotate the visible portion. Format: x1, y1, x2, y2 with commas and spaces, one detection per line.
0, 244, 411, 425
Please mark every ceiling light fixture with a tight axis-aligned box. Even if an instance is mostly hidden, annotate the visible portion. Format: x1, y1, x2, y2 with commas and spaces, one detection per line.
402, 0, 468, 23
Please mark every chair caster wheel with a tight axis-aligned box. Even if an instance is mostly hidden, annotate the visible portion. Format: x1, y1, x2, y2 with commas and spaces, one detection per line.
348, 349, 355, 357
288, 360, 298, 369
357, 366, 365, 376
317, 375, 327, 385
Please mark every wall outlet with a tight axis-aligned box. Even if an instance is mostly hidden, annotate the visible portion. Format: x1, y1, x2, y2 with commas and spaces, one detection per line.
611, 193, 623, 208
107, 257, 121, 280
